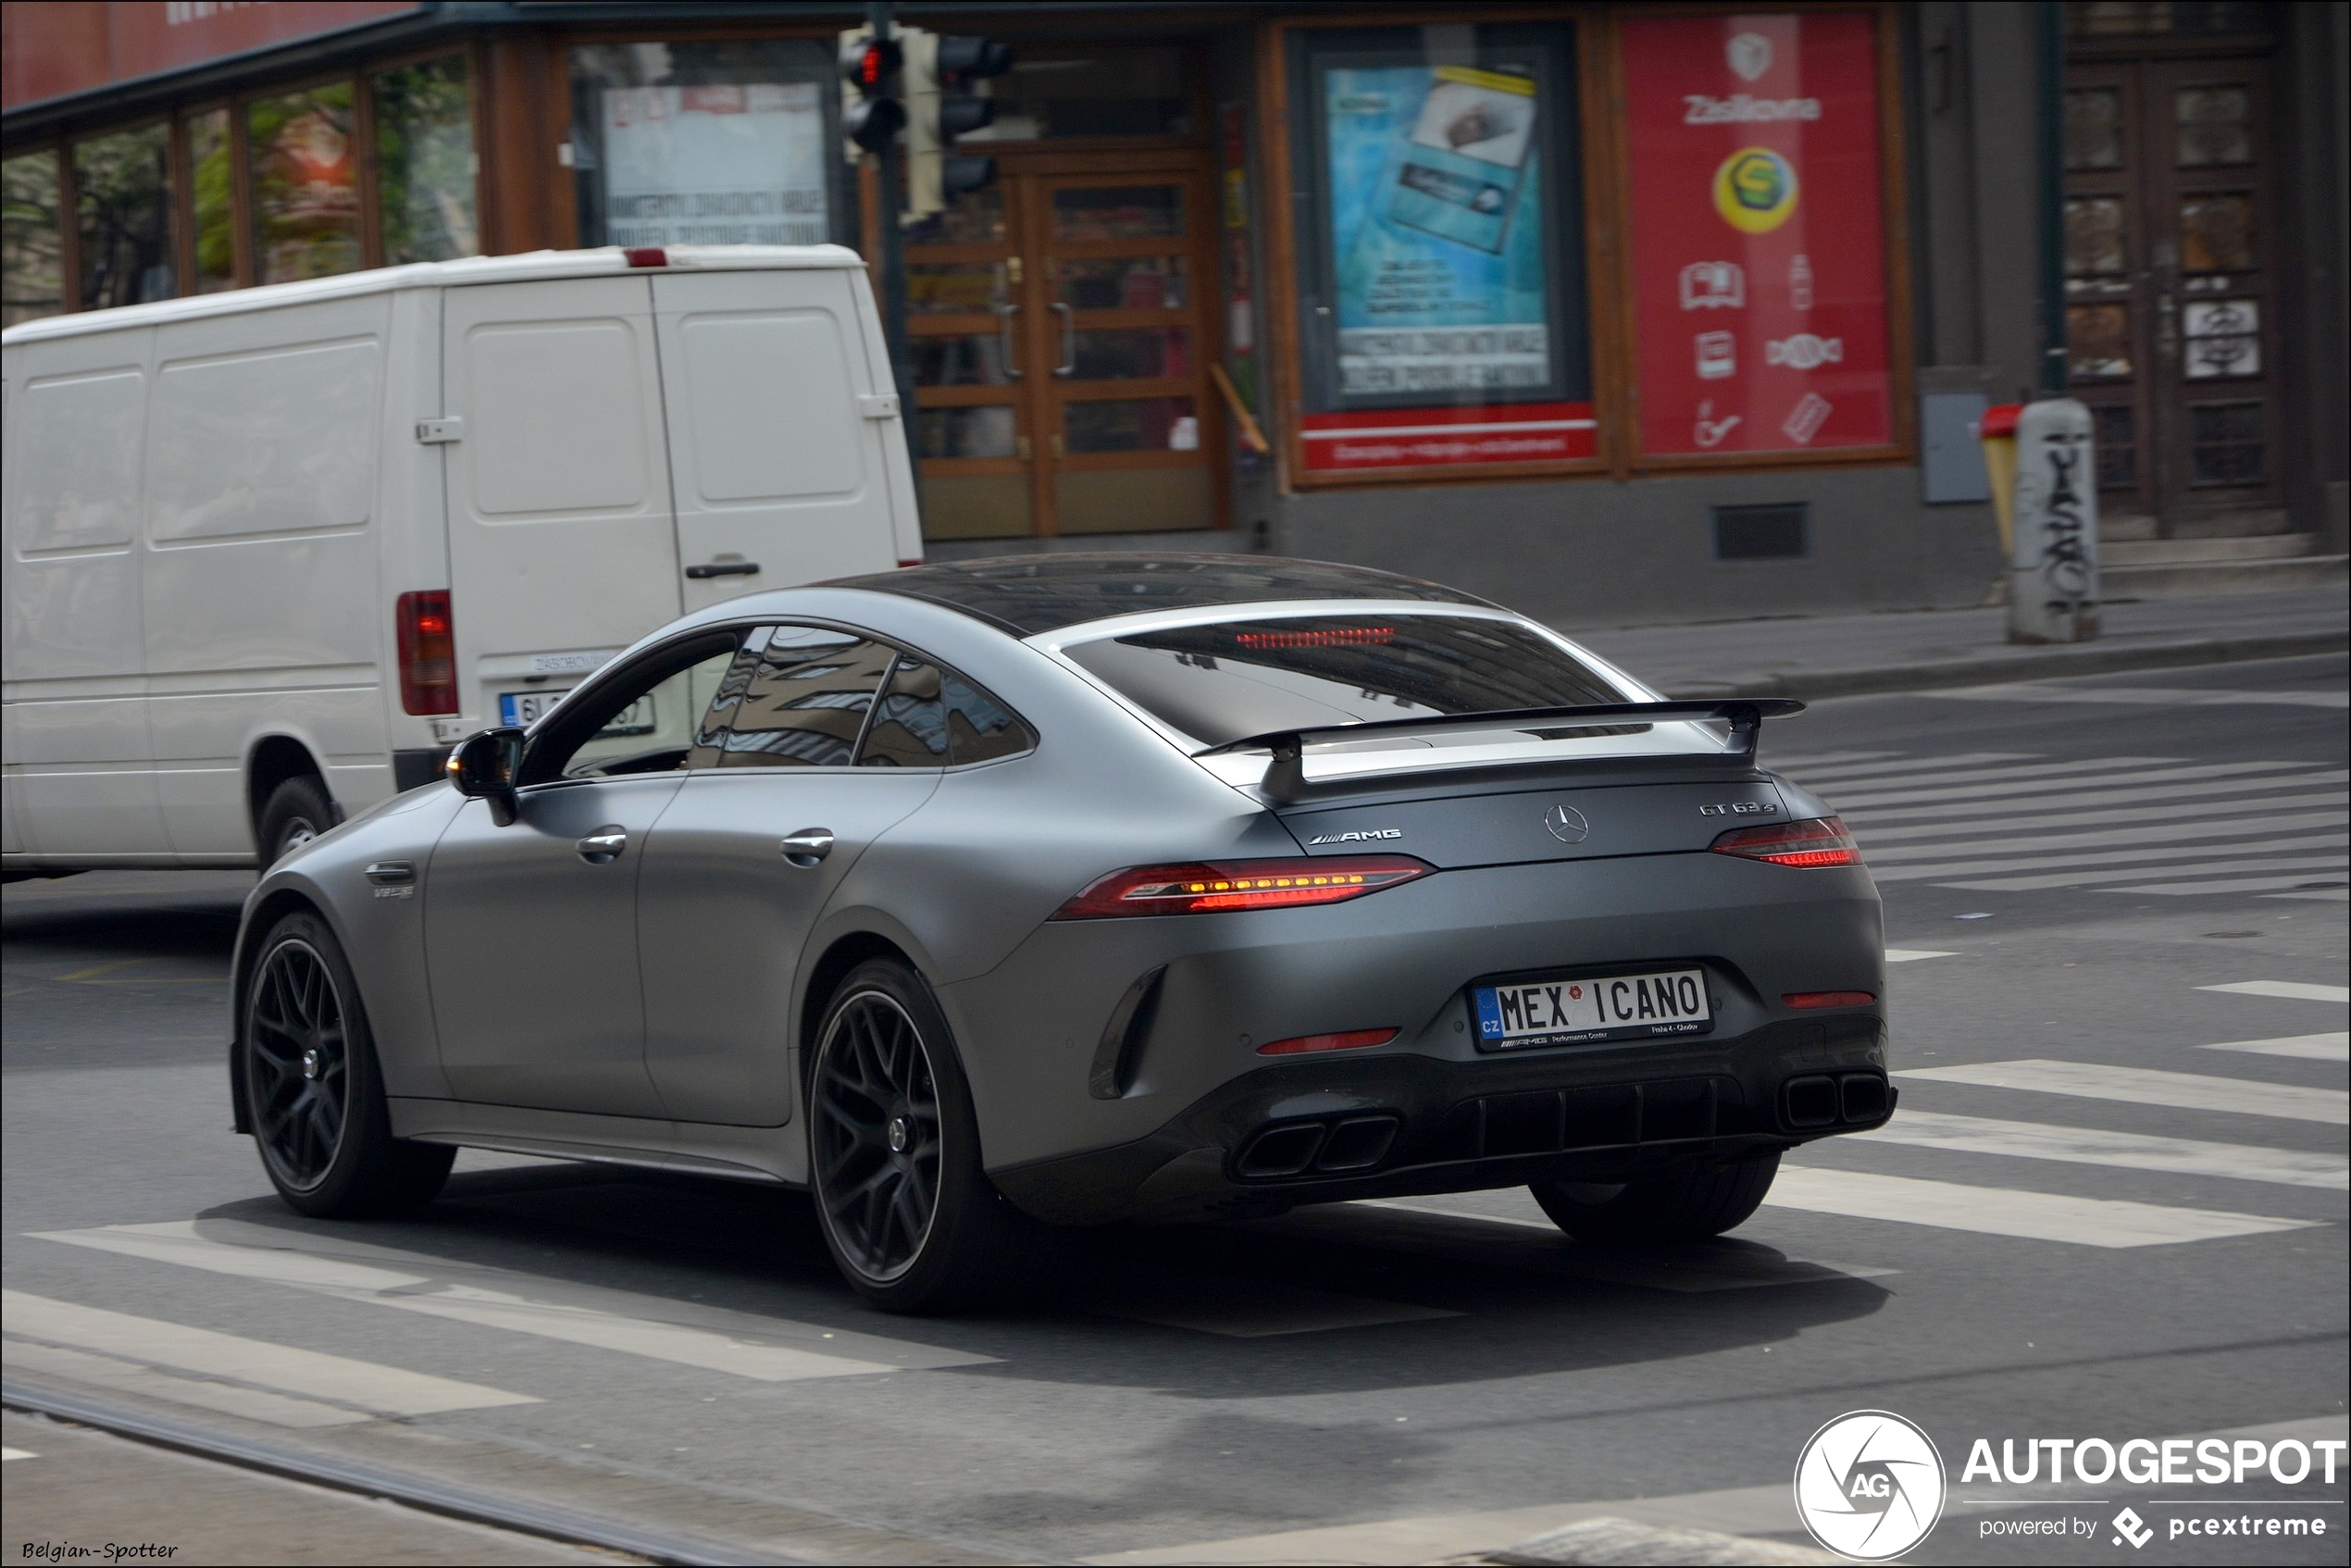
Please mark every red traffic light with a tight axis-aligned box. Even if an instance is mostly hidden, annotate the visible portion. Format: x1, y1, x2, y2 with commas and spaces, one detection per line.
839, 36, 902, 93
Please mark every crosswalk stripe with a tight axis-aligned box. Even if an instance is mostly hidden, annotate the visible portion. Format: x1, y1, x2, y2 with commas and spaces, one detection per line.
1862, 811, 2351, 859
4, 1339, 370, 1428
2201, 1032, 2350, 1063
31, 1222, 989, 1381
1870, 833, 2350, 882
2115, 872, 2350, 895
1824, 758, 2323, 810
1940, 852, 2347, 892
1844, 1109, 2347, 1189
0, 1288, 537, 1415
1884, 948, 1956, 963
2265, 887, 2350, 902
1850, 791, 2347, 842
2199, 979, 2351, 1003
1925, 682, 2348, 710
1798, 754, 2134, 789
1836, 770, 2348, 824
1894, 1059, 2349, 1124
1763, 1168, 2314, 1247
1765, 749, 1911, 771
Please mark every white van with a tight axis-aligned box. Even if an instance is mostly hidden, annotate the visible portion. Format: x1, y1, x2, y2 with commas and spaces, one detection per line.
2, 245, 919, 874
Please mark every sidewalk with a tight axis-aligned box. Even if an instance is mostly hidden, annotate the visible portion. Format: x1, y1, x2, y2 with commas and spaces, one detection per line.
1567, 586, 2348, 701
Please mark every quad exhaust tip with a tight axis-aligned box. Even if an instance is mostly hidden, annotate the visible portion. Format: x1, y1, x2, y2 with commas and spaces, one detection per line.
1235, 1114, 1400, 1179
1783, 1072, 1891, 1130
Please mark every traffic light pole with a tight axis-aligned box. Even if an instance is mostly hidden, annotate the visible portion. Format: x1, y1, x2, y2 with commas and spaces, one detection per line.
868, 1, 916, 416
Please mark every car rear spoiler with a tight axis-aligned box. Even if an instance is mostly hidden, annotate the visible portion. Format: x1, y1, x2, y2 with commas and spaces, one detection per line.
1200, 699, 1807, 803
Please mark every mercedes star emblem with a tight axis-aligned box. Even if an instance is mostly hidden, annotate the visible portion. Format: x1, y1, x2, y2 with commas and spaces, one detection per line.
1543, 803, 1590, 843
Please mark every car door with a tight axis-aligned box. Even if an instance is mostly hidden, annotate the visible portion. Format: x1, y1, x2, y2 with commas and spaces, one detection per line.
635, 626, 943, 1126
426, 631, 741, 1116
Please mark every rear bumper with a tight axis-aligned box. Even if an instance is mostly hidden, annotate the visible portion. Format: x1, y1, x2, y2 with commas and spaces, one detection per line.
992, 1012, 1890, 1225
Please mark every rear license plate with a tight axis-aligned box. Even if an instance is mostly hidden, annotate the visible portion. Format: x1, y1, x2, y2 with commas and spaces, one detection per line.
1471, 968, 1712, 1051
499, 690, 569, 727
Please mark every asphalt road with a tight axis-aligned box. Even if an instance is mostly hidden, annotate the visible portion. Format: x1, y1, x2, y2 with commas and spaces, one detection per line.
6, 653, 2345, 1567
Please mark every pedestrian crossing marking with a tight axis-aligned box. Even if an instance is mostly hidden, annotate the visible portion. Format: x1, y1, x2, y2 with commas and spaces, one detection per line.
1854, 790, 2346, 843
1895, 1059, 2348, 1124
1763, 1168, 2314, 1247
1839, 769, 2348, 826
1862, 811, 2351, 859
31, 1221, 993, 1382
1884, 949, 1956, 963
0, 1288, 537, 1416
2109, 871, 2351, 895
1809, 755, 2183, 794
2264, 887, 2349, 902
1947, 852, 2347, 892
1868, 832, 2349, 883
1826, 759, 2318, 810
2201, 1031, 2349, 1063
0, 1448, 35, 1462
3, 1339, 369, 1428
2199, 980, 2351, 1004
1845, 1109, 2347, 1189
1926, 682, 2347, 711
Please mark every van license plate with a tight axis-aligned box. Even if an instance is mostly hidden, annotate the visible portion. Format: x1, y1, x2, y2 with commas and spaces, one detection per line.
1471, 968, 1711, 1051
500, 690, 568, 727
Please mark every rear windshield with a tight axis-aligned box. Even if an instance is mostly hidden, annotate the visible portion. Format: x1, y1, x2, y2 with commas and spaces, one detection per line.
1062, 615, 1625, 747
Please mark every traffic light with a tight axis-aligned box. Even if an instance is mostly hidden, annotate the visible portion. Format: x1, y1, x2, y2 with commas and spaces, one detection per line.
837, 30, 904, 156
903, 31, 1014, 220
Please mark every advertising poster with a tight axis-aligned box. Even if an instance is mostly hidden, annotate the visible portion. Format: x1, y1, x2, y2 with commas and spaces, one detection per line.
1620, 13, 1891, 457
601, 83, 829, 247
1302, 59, 1593, 472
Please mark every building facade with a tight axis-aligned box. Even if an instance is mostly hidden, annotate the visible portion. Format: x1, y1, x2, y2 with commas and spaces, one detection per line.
6, 1, 2343, 627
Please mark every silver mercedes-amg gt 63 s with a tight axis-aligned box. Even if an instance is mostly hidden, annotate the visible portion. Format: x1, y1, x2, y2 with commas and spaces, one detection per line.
231, 555, 1888, 1312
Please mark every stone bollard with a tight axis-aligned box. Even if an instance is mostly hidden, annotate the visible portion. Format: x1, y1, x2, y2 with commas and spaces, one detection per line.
2006, 397, 2099, 644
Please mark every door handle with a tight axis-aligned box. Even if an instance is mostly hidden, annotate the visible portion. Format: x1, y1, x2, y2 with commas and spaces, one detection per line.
686, 560, 761, 579
780, 828, 835, 866
1051, 302, 1076, 377
998, 303, 1023, 380
577, 826, 627, 865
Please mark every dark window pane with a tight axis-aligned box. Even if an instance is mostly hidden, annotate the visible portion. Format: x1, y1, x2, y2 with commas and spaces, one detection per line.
2068, 303, 2133, 379
978, 47, 1191, 140
858, 657, 951, 767
902, 185, 1003, 244
919, 405, 1017, 458
908, 261, 1008, 313
2175, 85, 2251, 166
2093, 404, 2136, 488
2067, 2, 2279, 35
1052, 255, 1188, 309
2065, 196, 2127, 277
912, 333, 1013, 387
2066, 88, 2123, 169
718, 629, 892, 767
943, 671, 1031, 764
1052, 185, 1183, 242
2, 150, 65, 326
249, 82, 361, 283
1064, 396, 1196, 454
75, 124, 174, 309
373, 55, 479, 264
1064, 616, 1621, 747
2188, 400, 2263, 485
188, 109, 235, 292
1069, 328, 1193, 380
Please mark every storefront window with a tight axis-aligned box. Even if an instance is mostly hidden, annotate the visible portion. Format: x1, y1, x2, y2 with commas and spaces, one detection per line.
75, 123, 175, 310
2, 150, 65, 326
248, 81, 361, 283
570, 42, 844, 249
972, 47, 1192, 140
188, 108, 237, 292
1287, 24, 1593, 475
373, 54, 479, 265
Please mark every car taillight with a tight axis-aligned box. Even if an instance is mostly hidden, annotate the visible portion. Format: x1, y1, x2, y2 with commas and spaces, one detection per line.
395, 590, 457, 716
1710, 815, 1860, 867
1784, 991, 1876, 1009
1257, 1027, 1398, 1056
1051, 855, 1431, 919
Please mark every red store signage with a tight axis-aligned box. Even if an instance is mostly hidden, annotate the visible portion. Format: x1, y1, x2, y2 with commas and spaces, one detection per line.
1620, 12, 1893, 458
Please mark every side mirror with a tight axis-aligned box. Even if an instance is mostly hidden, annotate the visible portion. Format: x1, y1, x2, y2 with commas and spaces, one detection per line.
447, 728, 526, 826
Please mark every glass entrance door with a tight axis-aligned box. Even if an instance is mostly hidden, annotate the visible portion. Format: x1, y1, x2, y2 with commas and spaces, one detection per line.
906, 162, 1225, 541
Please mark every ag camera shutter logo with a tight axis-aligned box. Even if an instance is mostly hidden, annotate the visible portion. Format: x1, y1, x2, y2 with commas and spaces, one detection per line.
1795, 1410, 1947, 1561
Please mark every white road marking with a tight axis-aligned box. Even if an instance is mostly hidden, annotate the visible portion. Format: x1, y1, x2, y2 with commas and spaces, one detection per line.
1763, 749, 1914, 771
1846, 1109, 2347, 1188
1926, 682, 2349, 710
31, 1222, 988, 1382
3, 1340, 370, 1428
1825, 759, 2323, 810
1861, 811, 2351, 859
1895, 1059, 2349, 1124
2111, 872, 2351, 895
1942, 853, 2348, 892
1867, 833, 2350, 882
1, 1448, 38, 1462
2201, 1032, 2349, 1063
1849, 791, 2348, 842
2265, 888, 2351, 902
0, 1289, 537, 1416
2200, 979, 2351, 1003
1883, 948, 1956, 963
1763, 1168, 2313, 1247
1800, 754, 2122, 788
1835, 769, 2348, 824
1085, 1269, 1460, 1337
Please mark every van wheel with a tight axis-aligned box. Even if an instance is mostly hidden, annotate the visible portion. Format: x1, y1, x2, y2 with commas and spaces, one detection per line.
1530, 1153, 1780, 1248
241, 910, 454, 1218
808, 959, 1064, 1313
259, 776, 335, 865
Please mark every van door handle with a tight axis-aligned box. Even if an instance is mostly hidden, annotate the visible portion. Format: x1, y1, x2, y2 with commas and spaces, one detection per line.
577, 827, 627, 864
780, 828, 834, 866
686, 561, 761, 579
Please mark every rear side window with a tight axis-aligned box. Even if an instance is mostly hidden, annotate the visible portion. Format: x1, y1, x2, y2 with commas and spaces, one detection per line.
715, 627, 894, 768
857, 654, 1034, 767
1062, 615, 1623, 747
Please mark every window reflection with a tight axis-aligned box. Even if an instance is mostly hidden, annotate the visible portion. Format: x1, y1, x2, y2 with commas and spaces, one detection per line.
75, 124, 175, 309
374, 55, 479, 264
188, 109, 236, 292
2, 151, 65, 326
718, 628, 894, 768
249, 83, 361, 283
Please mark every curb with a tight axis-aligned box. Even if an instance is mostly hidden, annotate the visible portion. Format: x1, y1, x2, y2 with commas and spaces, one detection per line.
1656, 629, 2348, 701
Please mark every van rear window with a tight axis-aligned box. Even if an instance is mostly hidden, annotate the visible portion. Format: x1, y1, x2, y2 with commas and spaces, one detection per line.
1062, 616, 1625, 747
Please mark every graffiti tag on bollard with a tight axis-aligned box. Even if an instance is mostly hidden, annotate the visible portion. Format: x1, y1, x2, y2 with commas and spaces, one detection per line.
2007, 399, 2100, 644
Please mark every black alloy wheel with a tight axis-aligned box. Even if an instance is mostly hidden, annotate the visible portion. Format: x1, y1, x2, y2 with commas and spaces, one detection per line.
248, 937, 350, 1192
812, 989, 942, 1282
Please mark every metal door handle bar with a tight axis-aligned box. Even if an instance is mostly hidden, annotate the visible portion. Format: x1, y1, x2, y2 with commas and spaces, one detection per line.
1051, 303, 1076, 377
686, 561, 761, 579
577, 828, 628, 864
781, 828, 835, 866
998, 303, 1022, 379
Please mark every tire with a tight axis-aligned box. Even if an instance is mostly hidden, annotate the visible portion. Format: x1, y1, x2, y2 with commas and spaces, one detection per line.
1530, 1152, 1781, 1248
240, 910, 454, 1218
258, 775, 335, 865
807, 958, 1064, 1313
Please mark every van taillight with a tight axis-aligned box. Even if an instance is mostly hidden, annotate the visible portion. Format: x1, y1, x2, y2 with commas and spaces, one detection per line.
395, 591, 457, 716
623, 246, 668, 268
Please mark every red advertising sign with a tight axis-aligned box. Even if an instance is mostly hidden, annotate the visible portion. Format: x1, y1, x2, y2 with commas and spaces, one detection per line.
1300, 401, 1596, 472
1620, 12, 1892, 457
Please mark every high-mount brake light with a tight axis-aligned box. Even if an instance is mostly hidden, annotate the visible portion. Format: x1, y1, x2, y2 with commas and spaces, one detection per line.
1709, 815, 1860, 867
1257, 1027, 1399, 1056
1051, 854, 1430, 919
623, 246, 668, 268
394, 590, 456, 716
1232, 626, 1395, 650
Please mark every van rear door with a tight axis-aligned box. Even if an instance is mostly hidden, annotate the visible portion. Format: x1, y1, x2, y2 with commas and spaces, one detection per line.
651, 267, 902, 611
442, 277, 681, 727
